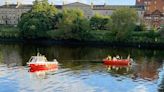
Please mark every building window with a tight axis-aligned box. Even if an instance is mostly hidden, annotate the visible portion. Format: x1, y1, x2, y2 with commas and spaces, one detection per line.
147, 7, 149, 11
154, 1, 157, 4
148, 1, 151, 5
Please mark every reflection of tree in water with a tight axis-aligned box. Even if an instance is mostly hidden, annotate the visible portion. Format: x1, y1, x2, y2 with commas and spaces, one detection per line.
0, 44, 163, 77
0, 44, 22, 66
159, 76, 164, 92
20, 45, 163, 74
131, 59, 161, 81
131, 49, 164, 62
21, 44, 42, 66
0, 46, 3, 64
158, 62, 164, 92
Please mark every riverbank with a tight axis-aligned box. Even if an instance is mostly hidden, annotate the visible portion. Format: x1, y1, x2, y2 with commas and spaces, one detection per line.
0, 26, 164, 49
0, 38, 164, 50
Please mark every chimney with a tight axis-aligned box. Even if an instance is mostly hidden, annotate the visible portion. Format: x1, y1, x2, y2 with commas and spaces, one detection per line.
63, 0, 65, 5
104, 0, 106, 5
5, 0, 10, 6
91, 1, 93, 9
5, 1, 8, 6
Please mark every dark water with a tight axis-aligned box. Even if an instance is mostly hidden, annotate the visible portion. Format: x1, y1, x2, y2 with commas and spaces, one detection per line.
0, 44, 163, 92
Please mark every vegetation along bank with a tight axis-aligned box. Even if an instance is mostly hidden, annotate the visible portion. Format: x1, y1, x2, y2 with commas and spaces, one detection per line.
0, 0, 164, 48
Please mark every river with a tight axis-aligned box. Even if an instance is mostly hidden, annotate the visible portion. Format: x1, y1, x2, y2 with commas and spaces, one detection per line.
0, 43, 163, 92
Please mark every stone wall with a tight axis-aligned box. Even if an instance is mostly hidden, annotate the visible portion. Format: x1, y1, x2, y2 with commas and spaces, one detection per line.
0, 4, 31, 25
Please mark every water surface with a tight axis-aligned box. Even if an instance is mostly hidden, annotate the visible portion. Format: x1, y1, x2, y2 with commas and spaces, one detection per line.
0, 44, 163, 92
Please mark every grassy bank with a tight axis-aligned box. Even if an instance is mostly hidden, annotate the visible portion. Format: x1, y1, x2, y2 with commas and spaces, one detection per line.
0, 26, 164, 48
46, 30, 164, 43
0, 25, 21, 38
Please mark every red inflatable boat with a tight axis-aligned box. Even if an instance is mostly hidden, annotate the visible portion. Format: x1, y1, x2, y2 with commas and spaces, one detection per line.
103, 59, 131, 66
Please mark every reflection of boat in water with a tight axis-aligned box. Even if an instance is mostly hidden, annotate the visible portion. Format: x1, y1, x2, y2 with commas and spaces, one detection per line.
106, 65, 131, 74
27, 53, 58, 71
29, 67, 58, 73
29, 68, 58, 79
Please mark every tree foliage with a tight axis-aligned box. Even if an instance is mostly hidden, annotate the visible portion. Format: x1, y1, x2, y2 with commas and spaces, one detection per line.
57, 9, 91, 40
134, 23, 146, 31
18, 0, 58, 38
111, 8, 138, 41
90, 13, 111, 30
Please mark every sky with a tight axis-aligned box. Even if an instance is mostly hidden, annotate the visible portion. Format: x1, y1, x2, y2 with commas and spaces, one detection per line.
0, 0, 136, 5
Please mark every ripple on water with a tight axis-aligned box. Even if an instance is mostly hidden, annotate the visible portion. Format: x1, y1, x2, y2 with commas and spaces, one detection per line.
0, 59, 163, 92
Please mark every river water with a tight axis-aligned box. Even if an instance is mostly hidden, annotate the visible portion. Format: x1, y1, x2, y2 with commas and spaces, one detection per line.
0, 44, 163, 92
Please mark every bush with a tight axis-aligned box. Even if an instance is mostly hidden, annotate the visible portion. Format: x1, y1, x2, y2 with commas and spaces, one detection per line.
0, 26, 21, 38
130, 31, 161, 43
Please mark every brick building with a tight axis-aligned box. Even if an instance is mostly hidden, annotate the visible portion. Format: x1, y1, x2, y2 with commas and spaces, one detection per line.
136, 0, 164, 29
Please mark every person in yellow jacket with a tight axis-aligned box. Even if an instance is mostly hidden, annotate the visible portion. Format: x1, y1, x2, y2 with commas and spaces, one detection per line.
106, 55, 112, 60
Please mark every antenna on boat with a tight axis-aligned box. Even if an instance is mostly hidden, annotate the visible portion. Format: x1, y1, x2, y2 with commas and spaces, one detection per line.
127, 54, 130, 60
37, 48, 40, 56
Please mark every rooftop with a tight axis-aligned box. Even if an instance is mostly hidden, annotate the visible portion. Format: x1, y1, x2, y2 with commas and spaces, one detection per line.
0, 2, 143, 10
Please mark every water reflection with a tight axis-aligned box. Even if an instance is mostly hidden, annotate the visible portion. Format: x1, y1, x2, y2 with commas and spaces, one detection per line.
105, 65, 132, 75
132, 59, 161, 81
29, 68, 58, 79
0, 45, 22, 67
158, 62, 164, 92
0, 44, 163, 92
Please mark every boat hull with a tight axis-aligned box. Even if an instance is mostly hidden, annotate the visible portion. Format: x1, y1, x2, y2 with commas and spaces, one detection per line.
103, 59, 130, 65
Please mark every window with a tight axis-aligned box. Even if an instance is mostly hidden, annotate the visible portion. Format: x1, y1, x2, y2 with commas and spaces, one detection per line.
146, 17, 151, 19
148, 1, 151, 5
155, 6, 157, 10
154, 1, 157, 4
147, 7, 149, 11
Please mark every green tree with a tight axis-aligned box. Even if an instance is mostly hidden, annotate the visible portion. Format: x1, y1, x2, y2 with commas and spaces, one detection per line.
52, 12, 63, 29
111, 8, 138, 41
57, 9, 91, 40
90, 13, 111, 30
18, 0, 58, 38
